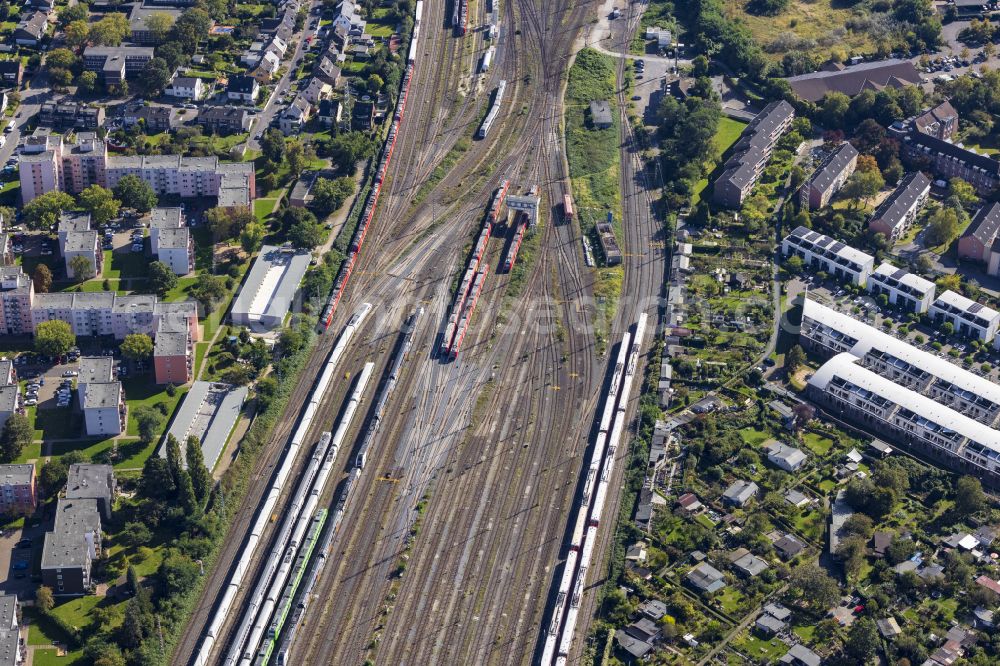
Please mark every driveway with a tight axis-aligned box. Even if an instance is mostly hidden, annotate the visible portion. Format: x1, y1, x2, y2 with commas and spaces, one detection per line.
0, 522, 45, 598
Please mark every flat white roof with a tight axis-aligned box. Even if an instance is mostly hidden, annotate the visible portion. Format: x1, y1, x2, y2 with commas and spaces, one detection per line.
803, 298, 1000, 407
161, 381, 247, 471
230, 245, 311, 330
809, 352, 1000, 449
785, 226, 874, 268
933, 289, 1000, 321
871, 262, 934, 295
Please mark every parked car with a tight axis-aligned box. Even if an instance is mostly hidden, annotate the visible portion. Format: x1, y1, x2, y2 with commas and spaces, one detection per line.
62, 370, 78, 377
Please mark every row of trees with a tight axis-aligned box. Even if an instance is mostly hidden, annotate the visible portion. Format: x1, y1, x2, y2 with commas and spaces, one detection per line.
22, 175, 158, 231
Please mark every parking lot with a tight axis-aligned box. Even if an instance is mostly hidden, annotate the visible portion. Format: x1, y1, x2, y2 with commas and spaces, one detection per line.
0, 523, 45, 599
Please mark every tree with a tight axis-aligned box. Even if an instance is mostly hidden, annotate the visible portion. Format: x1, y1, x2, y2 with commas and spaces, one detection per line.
948, 177, 979, 208
206, 206, 252, 241
177, 469, 199, 515
842, 169, 884, 207
114, 175, 158, 212
785, 344, 805, 374
311, 176, 356, 216
925, 206, 961, 247
324, 131, 376, 175
0, 414, 32, 463
78, 185, 120, 225
69, 255, 96, 281
139, 456, 175, 500
240, 222, 265, 254
65, 20, 90, 48
367, 73, 384, 94
286, 140, 307, 177
186, 435, 211, 504
120, 522, 153, 548
46, 48, 79, 71
140, 57, 172, 95
146, 12, 175, 42
256, 376, 278, 408
32, 264, 52, 294
36, 586, 54, 613
148, 260, 178, 296
842, 513, 875, 539
191, 275, 227, 313
35, 320, 75, 358
261, 128, 286, 165
121, 333, 154, 362
90, 13, 130, 46
59, 2, 88, 26
845, 617, 879, 662
134, 407, 163, 445
23, 191, 75, 230
955, 475, 987, 515
785, 564, 840, 611
916, 253, 934, 274
785, 254, 804, 275
288, 216, 325, 250
820, 92, 850, 128
49, 68, 74, 90
221, 365, 251, 386
76, 70, 98, 94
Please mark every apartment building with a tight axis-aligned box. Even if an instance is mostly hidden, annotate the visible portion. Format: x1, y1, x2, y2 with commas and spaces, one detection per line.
929, 290, 1000, 343
57, 212, 92, 255
165, 76, 206, 101
800, 142, 858, 210
31, 288, 196, 340
868, 172, 931, 242
41, 498, 103, 595
800, 298, 1000, 426
19, 133, 255, 206
713, 101, 795, 208
153, 331, 191, 385
0, 464, 36, 515
959, 202, 1000, 264
901, 130, 1000, 194
781, 226, 875, 285
156, 228, 193, 275
866, 263, 936, 313
63, 231, 101, 279
149, 207, 183, 255
0, 266, 35, 335
65, 463, 115, 521
78, 357, 114, 409
197, 107, 253, 136
83, 46, 155, 84
39, 100, 106, 130
227, 75, 259, 102
82, 381, 126, 436
914, 100, 959, 141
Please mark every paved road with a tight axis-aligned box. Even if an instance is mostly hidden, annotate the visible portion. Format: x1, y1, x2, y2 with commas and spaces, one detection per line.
0, 71, 51, 172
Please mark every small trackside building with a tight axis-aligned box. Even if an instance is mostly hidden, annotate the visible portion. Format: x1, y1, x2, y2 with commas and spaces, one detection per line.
866, 262, 936, 313
929, 290, 1000, 343
781, 226, 874, 285
230, 245, 311, 331
800, 142, 858, 210
867, 171, 930, 242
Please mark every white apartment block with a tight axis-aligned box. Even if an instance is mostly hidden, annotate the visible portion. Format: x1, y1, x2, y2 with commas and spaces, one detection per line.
866, 263, 936, 314
31, 290, 197, 340
157, 228, 194, 275
82, 381, 126, 436
63, 231, 102, 279
149, 207, 184, 255
929, 290, 1000, 343
781, 226, 874, 285
57, 212, 92, 255
0, 266, 34, 336
19, 133, 255, 206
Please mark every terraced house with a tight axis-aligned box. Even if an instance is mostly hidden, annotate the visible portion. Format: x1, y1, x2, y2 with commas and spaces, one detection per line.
781, 226, 875, 285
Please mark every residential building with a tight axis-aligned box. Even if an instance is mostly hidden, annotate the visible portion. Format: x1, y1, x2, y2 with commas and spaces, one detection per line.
352, 99, 375, 131
722, 479, 759, 507
0, 464, 36, 515
589, 100, 613, 129
900, 130, 1000, 194
800, 142, 858, 210
774, 534, 805, 560
124, 105, 176, 133
82, 381, 126, 436
914, 100, 959, 141
230, 245, 311, 331
83, 46, 155, 83
713, 101, 795, 208
63, 231, 101, 279
149, 207, 184, 255
227, 75, 259, 103
867, 171, 930, 241
959, 202, 1000, 264
332, 0, 366, 34
929, 290, 1000, 343
800, 298, 1000, 427
153, 331, 191, 385
0, 267, 35, 335
0, 387, 17, 436
65, 464, 115, 520
78, 357, 114, 409
154, 301, 200, 342
317, 98, 343, 128
197, 107, 252, 135
41, 498, 103, 595
781, 226, 875, 285
19, 133, 256, 206
161, 380, 248, 469
686, 562, 726, 594
765, 441, 808, 472
128, 3, 182, 44
39, 100, 106, 130
780, 644, 822, 666
732, 551, 769, 577
866, 263, 936, 313
14, 11, 47, 46
155, 227, 193, 275
165, 75, 206, 100
301, 78, 331, 105
0, 361, 13, 387
803, 302, 1000, 482
314, 56, 342, 88
0, 61, 24, 87
253, 50, 281, 82
0, 595, 19, 666
279, 95, 312, 135
785, 58, 922, 102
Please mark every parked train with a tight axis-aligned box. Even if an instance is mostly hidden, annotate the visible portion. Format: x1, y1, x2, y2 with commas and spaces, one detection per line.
540, 314, 648, 665
318, 1, 423, 332
192, 304, 372, 666
477, 80, 507, 139
503, 212, 527, 273
452, 0, 468, 35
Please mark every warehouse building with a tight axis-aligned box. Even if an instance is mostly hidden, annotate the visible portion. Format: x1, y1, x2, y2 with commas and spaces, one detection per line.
161, 381, 248, 471
230, 245, 311, 331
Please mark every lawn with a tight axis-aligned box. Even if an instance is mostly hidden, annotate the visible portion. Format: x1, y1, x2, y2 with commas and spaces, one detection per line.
254, 198, 280, 222
113, 438, 158, 470
122, 377, 187, 439
737, 633, 788, 661
194, 341, 211, 377
31, 406, 81, 440
692, 117, 746, 206
801, 431, 836, 456
102, 249, 148, 280
738, 427, 771, 446
50, 596, 103, 632
14, 440, 42, 466
163, 276, 200, 303
715, 587, 745, 616
32, 649, 86, 666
